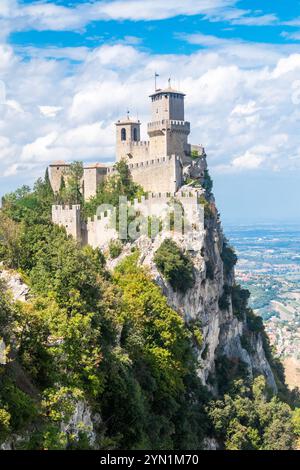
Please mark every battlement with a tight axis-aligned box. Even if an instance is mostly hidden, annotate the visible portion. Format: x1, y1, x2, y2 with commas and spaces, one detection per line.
126, 141, 149, 147
132, 190, 202, 203
87, 208, 116, 223
129, 189, 203, 214
118, 140, 149, 148
51, 185, 205, 252
52, 204, 81, 211
128, 154, 179, 170
86, 209, 118, 250
50, 86, 208, 250
52, 204, 82, 242
147, 119, 190, 132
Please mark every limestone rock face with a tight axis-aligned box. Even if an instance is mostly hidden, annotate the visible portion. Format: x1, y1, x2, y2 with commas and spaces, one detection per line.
183, 155, 207, 182
130, 213, 277, 393
0, 338, 7, 365
0, 266, 29, 302
61, 400, 101, 448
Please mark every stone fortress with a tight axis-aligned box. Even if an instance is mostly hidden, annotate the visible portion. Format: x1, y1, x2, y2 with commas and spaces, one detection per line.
50, 84, 209, 249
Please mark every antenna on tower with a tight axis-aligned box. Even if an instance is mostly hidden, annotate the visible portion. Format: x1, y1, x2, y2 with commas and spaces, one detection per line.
127, 109, 130, 120
168, 77, 171, 88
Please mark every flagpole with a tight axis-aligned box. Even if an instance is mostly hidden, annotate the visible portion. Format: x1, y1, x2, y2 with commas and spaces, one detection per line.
154, 72, 159, 91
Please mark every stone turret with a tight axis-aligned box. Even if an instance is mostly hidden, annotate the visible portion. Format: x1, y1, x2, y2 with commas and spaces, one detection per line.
83, 163, 108, 201
49, 161, 70, 193
148, 87, 190, 159
52, 205, 82, 243
116, 115, 143, 162
50, 85, 209, 244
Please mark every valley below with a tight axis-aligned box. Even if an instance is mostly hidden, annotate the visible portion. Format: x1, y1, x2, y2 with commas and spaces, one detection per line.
226, 224, 300, 390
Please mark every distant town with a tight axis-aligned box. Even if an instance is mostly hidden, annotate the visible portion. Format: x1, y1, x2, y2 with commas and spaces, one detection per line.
227, 224, 300, 389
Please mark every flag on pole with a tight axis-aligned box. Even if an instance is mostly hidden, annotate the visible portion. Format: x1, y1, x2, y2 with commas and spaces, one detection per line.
154, 72, 159, 91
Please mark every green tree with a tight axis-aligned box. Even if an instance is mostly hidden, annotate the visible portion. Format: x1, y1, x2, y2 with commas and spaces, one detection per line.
154, 239, 195, 293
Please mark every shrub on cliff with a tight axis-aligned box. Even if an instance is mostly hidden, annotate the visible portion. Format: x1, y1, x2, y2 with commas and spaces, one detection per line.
221, 241, 238, 276
154, 239, 195, 293
232, 284, 251, 320
203, 170, 213, 195
109, 239, 123, 259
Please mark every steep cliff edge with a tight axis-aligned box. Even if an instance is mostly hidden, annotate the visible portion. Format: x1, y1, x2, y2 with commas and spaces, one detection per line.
116, 197, 277, 395
0, 166, 297, 450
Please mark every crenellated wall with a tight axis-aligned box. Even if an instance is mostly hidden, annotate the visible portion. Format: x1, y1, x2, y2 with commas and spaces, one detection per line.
51, 188, 205, 251
86, 209, 118, 250
52, 204, 82, 242
83, 165, 108, 201
116, 140, 150, 163
128, 154, 183, 193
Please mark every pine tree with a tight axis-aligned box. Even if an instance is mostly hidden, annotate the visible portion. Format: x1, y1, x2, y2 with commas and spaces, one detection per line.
57, 176, 66, 204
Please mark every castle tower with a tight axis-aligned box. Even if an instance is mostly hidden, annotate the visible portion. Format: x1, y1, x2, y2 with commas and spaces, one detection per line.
83, 163, 109, 201
116, 115, 141, 161
49, 160, 70, 193
148, 87, 190, 159
52, 204, 82, 242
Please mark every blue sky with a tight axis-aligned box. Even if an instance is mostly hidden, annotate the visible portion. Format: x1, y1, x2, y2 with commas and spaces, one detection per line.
1, 0, 300, 223
9, 1, 300, 53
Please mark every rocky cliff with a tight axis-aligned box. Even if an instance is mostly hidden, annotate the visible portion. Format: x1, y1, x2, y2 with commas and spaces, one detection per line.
109, 191, 277, 395
0, 178, 285, 450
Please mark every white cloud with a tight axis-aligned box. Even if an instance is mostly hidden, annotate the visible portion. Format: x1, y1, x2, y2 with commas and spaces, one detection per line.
0, 44, 16, 71
93, 0, 233, 21
0, 0, 239, 33
230, 13, 277, 26
282, 17, 300, 27
231, 149, 266, 170
2, 34, 300, 187
20, 132, 59, 162
281, 31, 300, 41
180, 33, 300, 67
272, 54, 300, 78
39, 106, 63, 118
0, 0, 282, 34
231, 101, 260, 116
17, 46, 90, 62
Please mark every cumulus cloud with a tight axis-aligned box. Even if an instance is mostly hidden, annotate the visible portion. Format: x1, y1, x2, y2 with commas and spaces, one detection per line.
1, 33, 300, 189
0, 0, 282, 34
281, 31, 300, 41
39, 106, 63, 118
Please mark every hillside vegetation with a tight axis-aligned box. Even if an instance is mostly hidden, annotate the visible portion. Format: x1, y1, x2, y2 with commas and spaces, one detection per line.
0, 165, 299, 450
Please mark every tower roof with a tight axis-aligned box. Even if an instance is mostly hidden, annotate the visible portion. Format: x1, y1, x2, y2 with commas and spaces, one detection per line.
149, 87, 185, 98
115, 116, 140, 125
84, 162, 111, 169
49, 160, 69, 167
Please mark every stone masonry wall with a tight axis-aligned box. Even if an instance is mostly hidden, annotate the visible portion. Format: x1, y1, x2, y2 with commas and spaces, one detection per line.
52, 188, 205, 251
129, 155, 183, 193
52, 204, 82, 242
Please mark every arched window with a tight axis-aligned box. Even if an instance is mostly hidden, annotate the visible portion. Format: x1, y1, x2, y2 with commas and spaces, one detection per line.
121, 128, 126, 141
133, 127, 138, 141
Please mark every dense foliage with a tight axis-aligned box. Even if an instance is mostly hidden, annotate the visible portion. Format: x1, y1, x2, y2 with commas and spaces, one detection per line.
0, 170, 298, 450
154, 239, 195, 293
84, 160, 144, 219
202, 170, 213, 195
209, 376, 295, 450
0, 179, 209, 449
